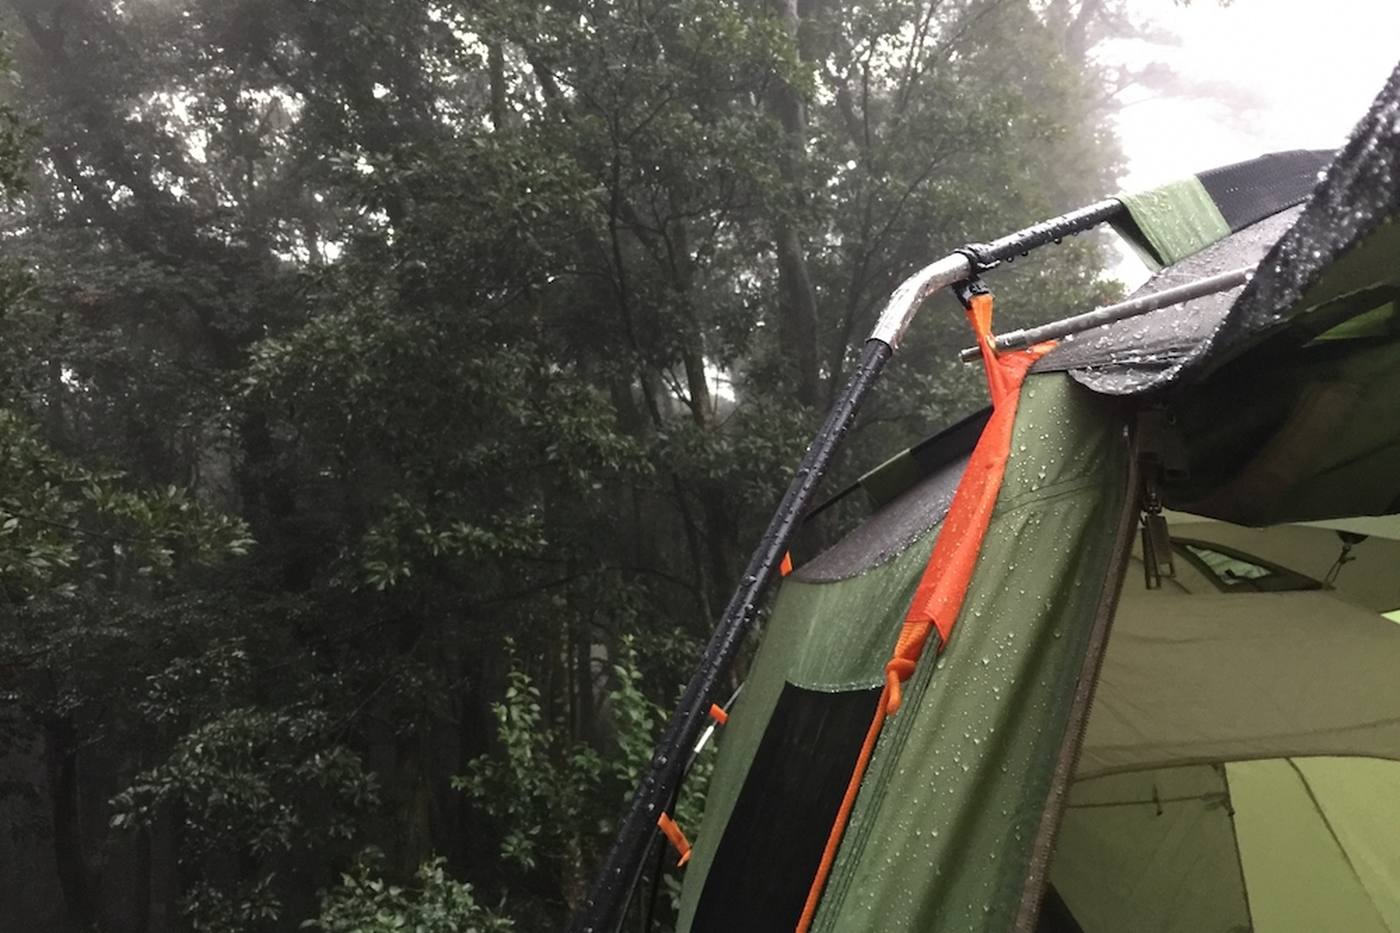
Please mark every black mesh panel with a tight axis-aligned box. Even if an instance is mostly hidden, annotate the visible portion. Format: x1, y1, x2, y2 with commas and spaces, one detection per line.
690, 683, 883, 932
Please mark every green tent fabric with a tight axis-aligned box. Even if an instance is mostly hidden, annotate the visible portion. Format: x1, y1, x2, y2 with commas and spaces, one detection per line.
676, 373, 1132, 932
808, 375, 1130, 933
1116, 176, 1231, 267
1107, 148, 1329, 269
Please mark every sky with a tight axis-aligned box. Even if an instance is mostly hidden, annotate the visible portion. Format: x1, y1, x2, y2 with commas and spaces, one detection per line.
1096, 0, 1398, 281
1112, 0, 1400, 189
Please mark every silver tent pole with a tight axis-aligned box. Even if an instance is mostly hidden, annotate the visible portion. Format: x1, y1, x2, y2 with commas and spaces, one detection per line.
958, 266, 1254, 362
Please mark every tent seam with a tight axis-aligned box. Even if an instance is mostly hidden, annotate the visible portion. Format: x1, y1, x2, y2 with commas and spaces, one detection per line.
1281, 759, 1392, 929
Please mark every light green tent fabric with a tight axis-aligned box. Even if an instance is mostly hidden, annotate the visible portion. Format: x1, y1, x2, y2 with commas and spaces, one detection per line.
1232, 757, 1400, 933
1117, 176, 1232, 267
1045, 520, 1400, 932
1054, 758, 1400, 933
1051, 766, 1252, 933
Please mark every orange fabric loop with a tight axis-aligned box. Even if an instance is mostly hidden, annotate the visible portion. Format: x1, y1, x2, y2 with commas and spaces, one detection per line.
882, 657, 917, 714
794, 288, 1056, 933
657, 813, 692, 868
780, 551, 795, 576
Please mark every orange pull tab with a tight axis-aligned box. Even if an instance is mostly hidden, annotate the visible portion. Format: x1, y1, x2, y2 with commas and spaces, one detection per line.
657, 813, 692, 867
779, 551, 794, 576
708, 703, 729, 725
965, 291, 1015, 400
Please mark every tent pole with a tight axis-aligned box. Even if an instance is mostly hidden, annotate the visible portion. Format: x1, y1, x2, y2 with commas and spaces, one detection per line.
567, 198, 1125, 933
957, 266, 1254, 362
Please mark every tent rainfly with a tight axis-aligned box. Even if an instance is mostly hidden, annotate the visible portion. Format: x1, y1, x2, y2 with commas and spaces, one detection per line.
575, 61, 1400, 933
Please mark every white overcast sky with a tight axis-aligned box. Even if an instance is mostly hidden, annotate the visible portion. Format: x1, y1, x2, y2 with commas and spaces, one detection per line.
1112, 0, 1400, 189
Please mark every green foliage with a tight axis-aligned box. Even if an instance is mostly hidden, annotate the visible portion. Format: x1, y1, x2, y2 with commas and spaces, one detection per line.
112, 708, 380, 932
311, 856, 512, 933
0, 36, 33, 200
0, 409, 252, 596
0, 0, 1130, 929
458, 639, 712, 922
456, 640, 671, 871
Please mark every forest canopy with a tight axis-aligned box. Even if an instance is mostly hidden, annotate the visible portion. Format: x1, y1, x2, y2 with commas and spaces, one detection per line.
0, 0, 1150, 930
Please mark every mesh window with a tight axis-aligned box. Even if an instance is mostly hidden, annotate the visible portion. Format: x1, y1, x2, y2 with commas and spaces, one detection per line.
1174, 540, 1321, 593
690, 682, 882, 933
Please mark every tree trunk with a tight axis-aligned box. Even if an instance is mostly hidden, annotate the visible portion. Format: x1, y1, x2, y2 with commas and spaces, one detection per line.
488, 42, 508, 130
46, 718, 94, 933
767, 0, 822, 408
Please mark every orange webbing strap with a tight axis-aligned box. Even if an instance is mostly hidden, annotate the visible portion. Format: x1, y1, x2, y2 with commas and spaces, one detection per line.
794, 292, 1054, 933
657, 813, 692, 867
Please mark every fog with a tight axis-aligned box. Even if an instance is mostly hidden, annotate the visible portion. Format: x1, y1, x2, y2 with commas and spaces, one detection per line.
1116, 0, 1400, 187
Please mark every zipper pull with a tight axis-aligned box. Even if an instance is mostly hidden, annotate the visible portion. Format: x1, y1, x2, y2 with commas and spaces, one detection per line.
1141, 468, 1174, 590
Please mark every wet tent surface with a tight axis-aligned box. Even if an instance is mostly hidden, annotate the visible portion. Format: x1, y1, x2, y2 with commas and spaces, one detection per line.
689, 684, 882, 931
796, 452, 967, 583
677, 374, 1134, 933
1034, 61, 1400, 397
811, 375, 1130, 933
1036, 207, 1300, 393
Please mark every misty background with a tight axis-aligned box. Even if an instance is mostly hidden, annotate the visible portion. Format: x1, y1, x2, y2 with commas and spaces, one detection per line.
0, 2, 1393, 932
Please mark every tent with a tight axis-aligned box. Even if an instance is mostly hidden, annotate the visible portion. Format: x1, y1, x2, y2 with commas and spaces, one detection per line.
660, 61, 1400, 933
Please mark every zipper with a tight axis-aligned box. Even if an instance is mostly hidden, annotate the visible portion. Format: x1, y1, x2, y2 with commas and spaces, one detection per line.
811, 631, 942, 932
1011, 419, 1143, 932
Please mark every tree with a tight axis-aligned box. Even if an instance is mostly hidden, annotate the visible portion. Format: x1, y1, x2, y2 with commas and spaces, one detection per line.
0, 1, 1129, 930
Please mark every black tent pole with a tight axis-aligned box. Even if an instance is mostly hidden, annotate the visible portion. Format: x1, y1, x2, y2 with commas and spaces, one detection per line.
566, 197, 1124, 933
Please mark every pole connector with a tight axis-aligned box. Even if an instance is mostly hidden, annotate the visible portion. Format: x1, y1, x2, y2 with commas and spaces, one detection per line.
951, 276, 992, 311
953, 245, 998, 277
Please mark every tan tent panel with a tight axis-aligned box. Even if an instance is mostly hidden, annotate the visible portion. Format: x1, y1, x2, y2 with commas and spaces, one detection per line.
1053, 524, 1400, 932
1079, 588, 1400, 777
